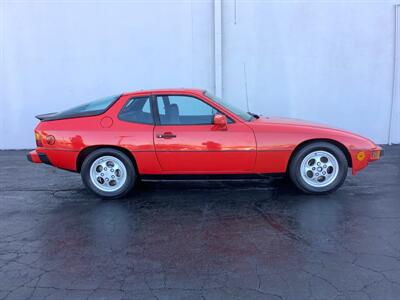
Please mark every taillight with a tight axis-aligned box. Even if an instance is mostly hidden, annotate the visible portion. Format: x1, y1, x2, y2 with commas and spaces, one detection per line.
35, 131, 43, 147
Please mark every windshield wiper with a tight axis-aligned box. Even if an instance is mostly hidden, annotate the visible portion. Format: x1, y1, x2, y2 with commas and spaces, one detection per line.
247, 112, 260, 119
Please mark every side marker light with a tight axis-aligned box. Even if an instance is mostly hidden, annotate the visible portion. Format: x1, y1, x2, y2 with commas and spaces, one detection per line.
356, 151, 365, 161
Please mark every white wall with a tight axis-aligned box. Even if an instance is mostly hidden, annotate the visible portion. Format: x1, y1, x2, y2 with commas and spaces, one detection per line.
0, 0, 214, 149
1, 0, 399, 149
222, 1, 399, 144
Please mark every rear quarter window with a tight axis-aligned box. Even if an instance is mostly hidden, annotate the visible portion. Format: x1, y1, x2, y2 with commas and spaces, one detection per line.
118, 96, 154, 124
53, 94, 120, 118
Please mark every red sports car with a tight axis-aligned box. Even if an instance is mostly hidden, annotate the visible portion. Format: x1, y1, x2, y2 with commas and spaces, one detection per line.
27, 89, 382, 199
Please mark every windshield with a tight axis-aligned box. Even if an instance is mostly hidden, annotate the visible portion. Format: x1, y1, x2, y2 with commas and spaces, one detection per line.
55, 94, 120, 118
204, 91, 253, 122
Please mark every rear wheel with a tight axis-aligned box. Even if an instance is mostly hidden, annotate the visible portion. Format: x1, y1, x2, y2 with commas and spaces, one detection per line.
81, 148, 136, 199
289, 142, 348, 194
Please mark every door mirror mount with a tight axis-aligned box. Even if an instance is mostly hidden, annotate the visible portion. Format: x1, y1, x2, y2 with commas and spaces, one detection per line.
213, 114, 228, 130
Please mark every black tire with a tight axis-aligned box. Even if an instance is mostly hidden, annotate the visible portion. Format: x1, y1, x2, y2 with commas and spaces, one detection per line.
80, 148, 137, 199
288, 142, 348, 194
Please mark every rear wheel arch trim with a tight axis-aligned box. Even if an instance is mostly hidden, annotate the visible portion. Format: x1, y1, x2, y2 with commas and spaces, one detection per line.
76, 146, 138, 174
286, 138, 352, 172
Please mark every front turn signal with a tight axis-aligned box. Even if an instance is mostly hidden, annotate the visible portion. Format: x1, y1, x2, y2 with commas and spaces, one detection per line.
370, 149, 382, 160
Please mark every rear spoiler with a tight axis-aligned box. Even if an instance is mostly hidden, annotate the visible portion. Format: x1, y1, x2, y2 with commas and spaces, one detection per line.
35, 110, 106, 121
35, 113, 58, 121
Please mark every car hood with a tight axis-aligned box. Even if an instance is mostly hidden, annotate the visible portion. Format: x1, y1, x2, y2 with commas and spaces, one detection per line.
253, 116, 336, 129
251, 116, 375, 143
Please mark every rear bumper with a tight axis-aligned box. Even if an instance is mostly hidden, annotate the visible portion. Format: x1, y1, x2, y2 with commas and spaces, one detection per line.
27, 150, 52, 165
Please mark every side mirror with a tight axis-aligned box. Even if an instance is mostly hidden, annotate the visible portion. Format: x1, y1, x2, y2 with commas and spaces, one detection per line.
213, 114, 227, 130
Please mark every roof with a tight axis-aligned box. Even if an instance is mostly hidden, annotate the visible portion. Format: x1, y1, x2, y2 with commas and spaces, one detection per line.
122, 88, 205, 96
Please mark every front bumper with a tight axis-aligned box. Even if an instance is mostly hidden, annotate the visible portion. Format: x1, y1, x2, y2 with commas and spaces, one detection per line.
351, 145, 383, 175
368, 146, 383, 161
27, 150, 52, 165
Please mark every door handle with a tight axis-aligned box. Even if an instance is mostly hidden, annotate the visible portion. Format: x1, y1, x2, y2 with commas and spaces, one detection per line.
156, 132, 176, 139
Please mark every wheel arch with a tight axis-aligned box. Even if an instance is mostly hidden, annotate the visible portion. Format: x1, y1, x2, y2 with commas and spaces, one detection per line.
76, 145, 138, 173
286, 138, 352, 172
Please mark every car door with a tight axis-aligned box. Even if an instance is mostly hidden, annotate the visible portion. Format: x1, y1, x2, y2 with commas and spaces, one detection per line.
153, 94, 256, 173
115, 94, 161, 174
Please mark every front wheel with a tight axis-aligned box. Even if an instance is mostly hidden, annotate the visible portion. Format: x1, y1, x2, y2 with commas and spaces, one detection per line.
288, 142, 348, 194
81, 148, 136, 199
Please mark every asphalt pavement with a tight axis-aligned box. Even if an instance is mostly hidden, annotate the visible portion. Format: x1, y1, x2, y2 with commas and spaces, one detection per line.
0, 146, 399, 299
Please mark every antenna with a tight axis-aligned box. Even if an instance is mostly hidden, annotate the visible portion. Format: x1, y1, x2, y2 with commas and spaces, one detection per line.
243, 62, 249, 112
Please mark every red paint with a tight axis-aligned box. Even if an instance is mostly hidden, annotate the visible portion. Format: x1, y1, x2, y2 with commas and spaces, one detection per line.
100, 116, 113, 128
28, 89, 382, 175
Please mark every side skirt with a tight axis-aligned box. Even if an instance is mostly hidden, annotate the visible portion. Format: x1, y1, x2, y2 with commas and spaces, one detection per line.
140, 173, 286, 181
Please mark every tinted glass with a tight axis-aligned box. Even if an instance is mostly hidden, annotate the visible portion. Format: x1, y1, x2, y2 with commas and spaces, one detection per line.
156, 95, 219, 125
204, 91, 253, 122
55, 94, 120, 117
119, 96, 153, 124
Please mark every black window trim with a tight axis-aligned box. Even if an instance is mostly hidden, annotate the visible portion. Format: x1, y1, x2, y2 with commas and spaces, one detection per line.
152, 93, 235, 126
203, 90, 254, 122
117, 94, 156, 125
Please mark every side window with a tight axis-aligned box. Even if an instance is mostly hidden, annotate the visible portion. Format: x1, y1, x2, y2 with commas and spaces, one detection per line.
119, 96, 153, 124
156, 95, 224, 125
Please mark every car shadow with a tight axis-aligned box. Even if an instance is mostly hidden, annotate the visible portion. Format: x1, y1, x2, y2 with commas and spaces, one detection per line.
52, 175, 317, 207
